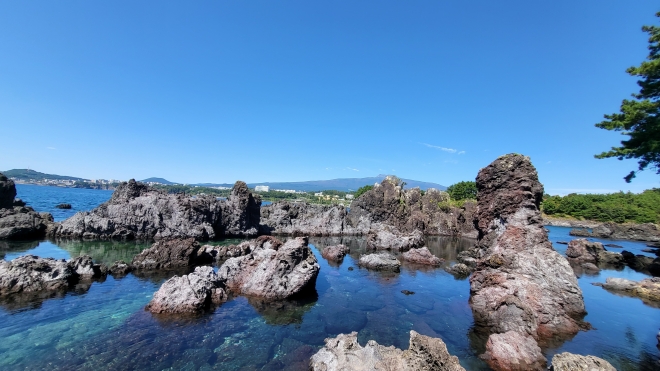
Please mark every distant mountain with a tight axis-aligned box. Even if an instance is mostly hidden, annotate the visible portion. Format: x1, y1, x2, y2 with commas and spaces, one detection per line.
2, 169, 86, 181
195, 175, 446, 192
140, 177, 177, 185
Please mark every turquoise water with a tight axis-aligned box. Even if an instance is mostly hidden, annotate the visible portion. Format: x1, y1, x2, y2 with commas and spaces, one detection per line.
0, 185, 657, 370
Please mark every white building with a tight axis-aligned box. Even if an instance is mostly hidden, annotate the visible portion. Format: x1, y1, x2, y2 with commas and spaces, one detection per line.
255, 185, 270, 192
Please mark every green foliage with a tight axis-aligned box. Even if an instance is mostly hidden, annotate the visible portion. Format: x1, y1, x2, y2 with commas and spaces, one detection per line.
437, 201, 451, 212
542, 189, 660, 223
446, 181, 477, 201
355, 185, 374, 199
152, 184, 230, 196
595, 12, 660, 182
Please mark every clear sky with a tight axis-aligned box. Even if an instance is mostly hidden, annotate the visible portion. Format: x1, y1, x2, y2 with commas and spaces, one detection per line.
1, 1, 659, 194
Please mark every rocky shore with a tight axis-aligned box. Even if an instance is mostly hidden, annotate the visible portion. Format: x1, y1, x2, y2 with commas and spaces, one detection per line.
0, 173, 55, 240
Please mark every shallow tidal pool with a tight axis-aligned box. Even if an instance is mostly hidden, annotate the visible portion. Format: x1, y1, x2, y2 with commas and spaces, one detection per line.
0, 229, 659, 370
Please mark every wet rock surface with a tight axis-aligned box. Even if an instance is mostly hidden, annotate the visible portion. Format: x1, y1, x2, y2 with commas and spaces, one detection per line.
109, 260, 132, 277
309, 330, 466, 371
131, 238, 208, 270
366, 225, 424, 251
468, 154, 587, 369
54, 179, 260, 240
358, 252, 401, 272
402, 246, 443, 266
320, 244, 350, 262
146, 266, 226, 314
550, 352, 616, 371
481, 331, 546, 371
593, 277, 660, 306
219, 237, 319, 300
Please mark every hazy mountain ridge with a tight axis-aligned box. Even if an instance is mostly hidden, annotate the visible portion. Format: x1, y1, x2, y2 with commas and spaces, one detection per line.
3, 169, 446, 192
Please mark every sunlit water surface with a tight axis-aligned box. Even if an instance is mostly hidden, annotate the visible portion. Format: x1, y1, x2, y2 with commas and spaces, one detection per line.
0, 186, 657, 370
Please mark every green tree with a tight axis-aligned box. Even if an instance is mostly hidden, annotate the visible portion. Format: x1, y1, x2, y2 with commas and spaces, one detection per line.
446, 181, 477, 201
595, 12, 660, 182
355, 185, 374, 199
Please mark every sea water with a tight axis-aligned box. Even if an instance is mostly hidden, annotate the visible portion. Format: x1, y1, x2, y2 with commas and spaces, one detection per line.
0, 186, 657, 370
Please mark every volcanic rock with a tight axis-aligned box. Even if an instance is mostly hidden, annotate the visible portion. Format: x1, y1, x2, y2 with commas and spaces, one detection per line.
68, 255, 108, 279
218, 237, 319, 300
358, 252, 401, 272
56, 203, 72, 209
0, 255, 74, 295
593, 277, 660, 306
550, 352, 616, 371
402, 246, 443, 266
146, 266, 226, 314
0, 173, 54, 240
468, 154, 587, 369
565, 239, 624, 270
366, 225, 424, 251
445, 263, 471, 277
309, 330, 466, 371
481, 331, 546, 371
131, 238, 207, 270
109, 260, 132, 277
321, 244, 350, 262
199, 235, 281, 263
259, 202, 347, 236
569, 222, 660, 242
54, 179, 260, 240
0, 173, 16, 209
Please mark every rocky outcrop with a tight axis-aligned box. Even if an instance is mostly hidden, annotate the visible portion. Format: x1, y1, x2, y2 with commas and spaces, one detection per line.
569, 222, 660, 242
468, 154, 587, 370
321, 244, 350, 262
481, 331, 546, 371
347, 178, 478, 238
0, 254, 107, 297
199, 235, 281, 263
259, 177, 478, 239
219, 237, 319, 300
54, 179, 260, 241
593, 277, 660, 306
445, 263, 471, 277
402, 247, 443, 266
358, 252, 401, 272
109, 260, 132, 277
309, 330, 466, 371
565, 239, 624, 268
131, 238, 209, 270
0, 173, 54, 240
56, 203, 72, 209
367, 226, 424, 251
550, 352, 616, 371
146, 266, 226, 314
259, 202, 347, 236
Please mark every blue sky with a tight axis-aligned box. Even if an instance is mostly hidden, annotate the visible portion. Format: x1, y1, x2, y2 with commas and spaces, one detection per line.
1, 1, 659, 195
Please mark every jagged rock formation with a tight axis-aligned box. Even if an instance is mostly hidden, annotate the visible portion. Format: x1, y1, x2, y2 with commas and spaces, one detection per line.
0, 172, 54, 240
569, 222, 660, 242
259, 176, 478, 240
199, 235, 281, 263
366, 225, 424, 250
550, 352, 616, 371
131, 238, 209, 270
481, 331, 546, 371
358, 252, 401, 272
54, 179, 261, 240
565, 239, 624, 272
402, 246, 443, 266
109, 260, 132, 277
0, 254, 107, 297
146, 266, 226, 314
218, 237, 319, 300
468, 154, 587, 370
321, 244, 350, 263
593, 277, 660, 307
309, 330, 466, 371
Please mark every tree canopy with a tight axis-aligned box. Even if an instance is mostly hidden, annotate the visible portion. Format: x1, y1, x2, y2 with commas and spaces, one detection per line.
595, 12, 660, 182
446, 181, 477, 201
354, 185, 374, 199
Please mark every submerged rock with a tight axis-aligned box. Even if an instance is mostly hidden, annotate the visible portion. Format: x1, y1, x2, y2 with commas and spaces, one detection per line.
321, 244, 350, 262
367, 226, 424, 251
54, 179, 260, 240
481, 331, 546, 371
219, 237, 319, 300
131, 238, 208, 270
358, 252, 401, 272
593, 277, 660, 306
550, 352, 616, 371
402, 246, 443, 266
309, 330, 466, 371
146, 266, 226, 314
468, 154, 587, 369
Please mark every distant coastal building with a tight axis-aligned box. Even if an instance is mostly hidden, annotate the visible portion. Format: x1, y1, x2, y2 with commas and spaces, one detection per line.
255, 185, 270, 192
